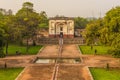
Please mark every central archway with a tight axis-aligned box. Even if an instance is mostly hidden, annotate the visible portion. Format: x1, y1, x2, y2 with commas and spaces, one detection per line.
49, 17, 74, 38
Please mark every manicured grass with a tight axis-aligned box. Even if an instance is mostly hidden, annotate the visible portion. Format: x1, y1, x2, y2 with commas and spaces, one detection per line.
0, 68, 23, 80
90, 68, 120, 80
79, 45, 111, 55
4, 45, 42, 55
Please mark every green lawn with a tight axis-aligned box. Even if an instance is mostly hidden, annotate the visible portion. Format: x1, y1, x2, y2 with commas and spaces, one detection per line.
0, 68, 23, 80
79, 45, 111, 55
4, 45, 42, 55
90, 68, 120, 80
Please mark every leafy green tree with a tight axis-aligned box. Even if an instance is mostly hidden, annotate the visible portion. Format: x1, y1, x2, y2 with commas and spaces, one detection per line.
99, 27, 109, 44
16, 2, 39, 53
0, 11, 16, 55
85, 19, 102, 45
23, 2, 33, 10
74, 17, 88, 29
38, 11, 48, 29
0, 30, 5, 57
102, 6, 120, 57
0, 12, 5, 57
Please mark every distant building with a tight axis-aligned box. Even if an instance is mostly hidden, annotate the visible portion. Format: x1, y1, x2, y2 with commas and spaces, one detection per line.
49, 17, 74, 38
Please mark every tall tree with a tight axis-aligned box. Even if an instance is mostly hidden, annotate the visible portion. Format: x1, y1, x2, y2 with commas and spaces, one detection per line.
103, 6, 120, 57
16, 2, 39, 53
0, 12, 5, 57
85, 19, 102, 45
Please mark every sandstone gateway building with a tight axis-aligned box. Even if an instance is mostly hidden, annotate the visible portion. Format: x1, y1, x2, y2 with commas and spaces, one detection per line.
49, 17, 74, 38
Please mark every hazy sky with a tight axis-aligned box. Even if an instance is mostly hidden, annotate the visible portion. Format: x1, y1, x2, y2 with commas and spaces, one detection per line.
0, 0, 120, 18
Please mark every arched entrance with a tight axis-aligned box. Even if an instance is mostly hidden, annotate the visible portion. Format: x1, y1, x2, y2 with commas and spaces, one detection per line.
49, 17, 74, 38
55, 22, 65, 38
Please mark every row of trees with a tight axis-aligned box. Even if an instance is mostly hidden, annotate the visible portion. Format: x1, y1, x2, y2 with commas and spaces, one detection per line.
85, 6, 120, 57
0, 2, 48, 57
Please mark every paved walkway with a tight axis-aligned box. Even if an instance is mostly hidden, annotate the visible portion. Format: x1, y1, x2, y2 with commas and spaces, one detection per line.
16, 45, 93, 80
0, 55, 35, 68
82, 55, 120, 67
0, 44, 119, 80
38, 45, 80, 58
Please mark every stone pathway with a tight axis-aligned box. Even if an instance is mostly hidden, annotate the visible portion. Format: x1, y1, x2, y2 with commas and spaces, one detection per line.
16, 45, 93, 80
17, 64, 54, 80
0, 55, 35, 68
0, 45, 119, 80
38, 45, 80, 58
82, 55, 120, 67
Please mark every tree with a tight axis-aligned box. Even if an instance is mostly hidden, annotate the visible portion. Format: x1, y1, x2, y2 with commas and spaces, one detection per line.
16, 2, 39, 53
0, 12, 5, 57
38, 11, 48, 29
0, 28, 5, 57
74, 17, 88, 29
23, 2, 33, 10
99, 27, 109, 44
0, 9, 17, 55
102, 6, 120, 57
85, 19, 102, 45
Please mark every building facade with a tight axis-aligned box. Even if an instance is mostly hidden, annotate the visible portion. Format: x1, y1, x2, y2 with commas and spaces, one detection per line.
49, 17, 74, 38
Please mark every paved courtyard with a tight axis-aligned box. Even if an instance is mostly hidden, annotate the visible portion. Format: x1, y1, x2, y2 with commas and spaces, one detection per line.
0, 45, 119, 80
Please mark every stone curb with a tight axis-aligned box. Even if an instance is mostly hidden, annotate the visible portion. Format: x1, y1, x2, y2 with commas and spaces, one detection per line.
30, 46, 45, 63
86, 66, 94, 80
55, 64, 59, 80
76, 45, 84, 63
51, 64, 56, 80
51, 64, 59, 80
15, 67, 28, 80
37, 46, 45, 55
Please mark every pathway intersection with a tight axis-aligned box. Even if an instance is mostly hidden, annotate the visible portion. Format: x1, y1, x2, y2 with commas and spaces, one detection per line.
0, 45, 119, 80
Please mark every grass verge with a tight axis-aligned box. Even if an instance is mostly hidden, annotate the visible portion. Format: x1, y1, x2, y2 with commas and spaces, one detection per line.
90, 68, 120, 80
4, 45, 42, 55
0, 68, 23, 80
79, 45, 111, 55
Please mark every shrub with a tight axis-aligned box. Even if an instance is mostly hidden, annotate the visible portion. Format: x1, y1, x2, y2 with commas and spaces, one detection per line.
108, 47, 120, 58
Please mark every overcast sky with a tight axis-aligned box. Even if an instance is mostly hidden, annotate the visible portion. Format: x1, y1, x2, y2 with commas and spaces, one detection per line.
0, 0, 120, 18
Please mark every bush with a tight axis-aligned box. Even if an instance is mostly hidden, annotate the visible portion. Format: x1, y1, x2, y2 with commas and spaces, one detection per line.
108, 47, 120, 58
